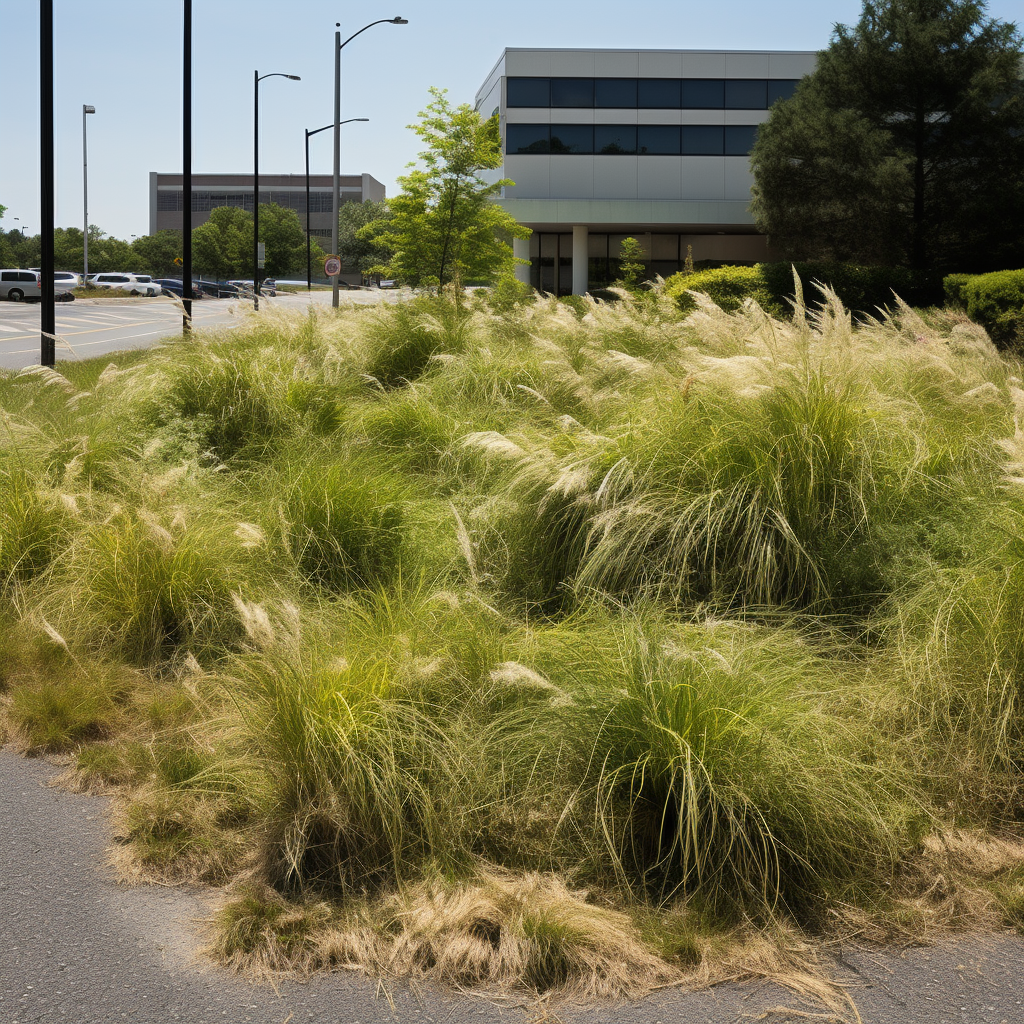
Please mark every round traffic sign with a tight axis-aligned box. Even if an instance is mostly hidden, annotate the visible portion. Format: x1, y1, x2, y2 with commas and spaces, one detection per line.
324, 256, 342, 277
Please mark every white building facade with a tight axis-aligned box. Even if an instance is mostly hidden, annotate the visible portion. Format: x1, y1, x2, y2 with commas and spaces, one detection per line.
475, 48, 816, 294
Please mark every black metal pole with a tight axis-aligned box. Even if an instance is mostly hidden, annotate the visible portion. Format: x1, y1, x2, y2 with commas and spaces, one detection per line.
182, 0, 192, 333
305, 128, 311, 291
40, 0, 55, 367
253, 69, 260, 312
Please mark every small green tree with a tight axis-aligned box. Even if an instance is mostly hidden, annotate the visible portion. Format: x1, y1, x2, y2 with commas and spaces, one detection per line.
618, 237, 647, 291
371, 87, 530, 288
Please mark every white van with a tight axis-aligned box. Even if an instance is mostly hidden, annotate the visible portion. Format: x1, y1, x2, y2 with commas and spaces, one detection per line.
0, 270, 42, 301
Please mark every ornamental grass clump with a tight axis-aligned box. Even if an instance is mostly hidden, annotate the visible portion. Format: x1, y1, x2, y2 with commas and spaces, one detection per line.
42, 502, 271, 665
278, 454, 409, 593
231, 651, 460, 892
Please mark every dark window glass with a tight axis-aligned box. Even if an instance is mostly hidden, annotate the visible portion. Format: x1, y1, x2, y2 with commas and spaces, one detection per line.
507, 78, 550, 107
681, 79, 724, 108
595, 125, 637, 154
550, 124, 594, 154
506, 124, 550, 154
638, 125, 681, 154
767, 79, 800, 104
595, 78, 637, 107
550, 78, 594, 107
682, 125, 724, 154
725, 125, 758, 155
725, 79, 768, 109
638, 78, 681, 108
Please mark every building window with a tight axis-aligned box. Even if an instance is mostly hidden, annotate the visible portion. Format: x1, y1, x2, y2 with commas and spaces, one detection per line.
725, 125, 758, 155
507, 125, 760, 156
725, 79, 768, 109
768, 79, 799, 104
506, 76, 800, 110
595, 125, 637, 154
638, 125, 681, 155
638, 79, 681, 108
507, 124, 551, 153
507, 77, 550, 106
550, 125, 594, 154
681, 79, 725, 108
681, 125, 723, 155
550, 78, 595, 107
157, 192, 182, 211
595, 78, 638, 107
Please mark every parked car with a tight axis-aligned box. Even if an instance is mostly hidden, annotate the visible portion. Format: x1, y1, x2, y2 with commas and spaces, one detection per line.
195, 280, 243, 298
88, 273, 160, 296
0, 269, 42, 301
227, 279, 276, 297
54, 271, 80, 292
153, 278, 203, 299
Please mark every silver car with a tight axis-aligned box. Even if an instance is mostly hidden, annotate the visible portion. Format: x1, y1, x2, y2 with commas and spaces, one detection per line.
0, 269, 42, 301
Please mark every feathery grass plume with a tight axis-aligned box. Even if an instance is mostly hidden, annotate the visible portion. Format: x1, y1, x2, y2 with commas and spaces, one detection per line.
41, 501, 272, 665
362, 293, 478, 388
538, 610, 920, 910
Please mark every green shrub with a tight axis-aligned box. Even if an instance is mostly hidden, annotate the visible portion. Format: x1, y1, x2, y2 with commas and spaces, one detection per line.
943, 273, 973, 309
961, 270, 1024, 348
663, 265, 768, 314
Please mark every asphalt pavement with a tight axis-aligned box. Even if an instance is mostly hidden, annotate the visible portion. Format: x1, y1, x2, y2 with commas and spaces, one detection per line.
0, 290, 403, 372
3, 746, 1024, 1024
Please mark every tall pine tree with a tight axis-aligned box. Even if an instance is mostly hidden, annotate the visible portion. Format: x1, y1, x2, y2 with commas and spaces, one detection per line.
751, 0, 1024, 272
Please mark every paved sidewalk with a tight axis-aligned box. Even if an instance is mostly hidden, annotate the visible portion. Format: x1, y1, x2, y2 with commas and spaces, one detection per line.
3, 746, 1024, 1024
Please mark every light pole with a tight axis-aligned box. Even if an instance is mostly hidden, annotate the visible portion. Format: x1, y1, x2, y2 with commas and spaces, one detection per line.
254, 70, 300, 311
306, 117, 368, 291
13, 218, 26, 236
83, 104, 95, 283
332, 16, 407, 308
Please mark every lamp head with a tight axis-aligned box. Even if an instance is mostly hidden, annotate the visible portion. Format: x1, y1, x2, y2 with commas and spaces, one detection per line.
285, 75, 301, 80
356, 117, 370, 121
84, 104, 96, 114
391, 17, 408, 23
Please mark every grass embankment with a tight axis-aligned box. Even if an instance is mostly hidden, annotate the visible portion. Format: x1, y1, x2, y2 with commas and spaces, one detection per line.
3, 282, 1024, 1005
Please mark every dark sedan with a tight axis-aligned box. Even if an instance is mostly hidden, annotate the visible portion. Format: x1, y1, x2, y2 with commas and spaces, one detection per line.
153, 279, 203, 299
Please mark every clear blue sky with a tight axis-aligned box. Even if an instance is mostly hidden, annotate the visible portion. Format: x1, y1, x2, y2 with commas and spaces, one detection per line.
1, 0, 1021, 242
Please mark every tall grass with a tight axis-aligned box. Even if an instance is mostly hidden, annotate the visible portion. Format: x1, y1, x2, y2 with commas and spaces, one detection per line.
5, 282, 1024, 997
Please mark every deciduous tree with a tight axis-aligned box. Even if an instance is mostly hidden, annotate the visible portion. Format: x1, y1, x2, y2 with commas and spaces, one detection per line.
370, 88, 530, 288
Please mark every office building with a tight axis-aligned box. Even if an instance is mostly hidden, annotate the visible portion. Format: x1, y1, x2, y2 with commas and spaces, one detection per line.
475, 49, 817, 294
149, 171, 385, 240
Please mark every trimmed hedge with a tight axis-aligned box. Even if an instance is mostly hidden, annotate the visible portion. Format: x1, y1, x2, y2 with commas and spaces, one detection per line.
665, 262, 943, 319
947, 269, 1024, 348
664, 266, 777, 315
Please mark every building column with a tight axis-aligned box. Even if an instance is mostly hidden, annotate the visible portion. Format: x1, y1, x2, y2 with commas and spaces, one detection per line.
572, 225, 588, 295
513, 236, 530, 285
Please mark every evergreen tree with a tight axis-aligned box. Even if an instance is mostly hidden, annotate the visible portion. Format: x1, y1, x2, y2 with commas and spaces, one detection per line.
751, 0, 1024, 272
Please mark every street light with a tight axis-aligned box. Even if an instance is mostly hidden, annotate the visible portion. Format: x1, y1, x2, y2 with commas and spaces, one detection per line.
332, 16, 407, 307
83, 104, 95, 283
306, 117, 368, 291
254, 70, 300, 311
13, 218, 26, 236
